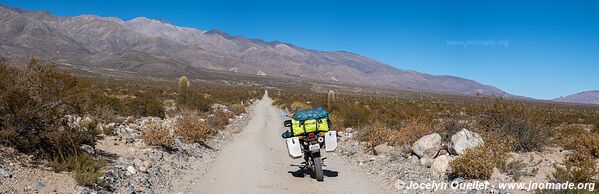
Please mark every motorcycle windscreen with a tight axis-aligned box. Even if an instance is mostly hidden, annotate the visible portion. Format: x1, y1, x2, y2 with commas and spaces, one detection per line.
324, 131, 338, 152
286, 137, 303, 159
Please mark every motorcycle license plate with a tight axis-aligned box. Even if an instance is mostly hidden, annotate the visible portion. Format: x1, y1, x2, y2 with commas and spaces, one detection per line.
309, 143, 320, 151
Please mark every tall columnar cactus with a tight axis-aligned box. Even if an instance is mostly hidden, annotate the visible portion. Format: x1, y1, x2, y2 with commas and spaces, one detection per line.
327, 90, 336, 110
178, 76, 190, 107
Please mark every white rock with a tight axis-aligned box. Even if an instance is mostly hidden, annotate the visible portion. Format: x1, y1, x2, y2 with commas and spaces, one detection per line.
448, 129, 484, 155
80, 144, 95, 155
143, 160, 152, 169
373, 143, 393, 155
411, 133, 442, 159
419, 158, 433, 168
126, 166, 137, 175
133, 159, 143, 169
431, 155, 449, 178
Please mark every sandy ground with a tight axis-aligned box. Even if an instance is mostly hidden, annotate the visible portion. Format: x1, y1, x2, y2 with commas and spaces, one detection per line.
189, 93, 388, 194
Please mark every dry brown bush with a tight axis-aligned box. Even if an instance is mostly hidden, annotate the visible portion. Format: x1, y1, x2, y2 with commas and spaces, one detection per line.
549, 151, 598, 187
0, 62, 96, 161
206, 110, 233, 130
175, 112, 215, 144
450, 145, 495, 179
141, 121, 174, 148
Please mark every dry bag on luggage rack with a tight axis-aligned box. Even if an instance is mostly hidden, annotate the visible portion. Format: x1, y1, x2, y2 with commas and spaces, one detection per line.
290, 107, 331, 136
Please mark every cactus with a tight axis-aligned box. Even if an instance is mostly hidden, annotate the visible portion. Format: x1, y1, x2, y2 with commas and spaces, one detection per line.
327, 90, 336, 109
178, 76, 190, 107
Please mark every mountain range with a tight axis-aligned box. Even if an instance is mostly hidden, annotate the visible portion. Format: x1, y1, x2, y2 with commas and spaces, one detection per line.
0, 4, 519, 97
554, 90, 599, 105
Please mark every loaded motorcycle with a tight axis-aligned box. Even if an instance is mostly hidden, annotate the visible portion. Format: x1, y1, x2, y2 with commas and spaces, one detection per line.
281, 108, 337, 182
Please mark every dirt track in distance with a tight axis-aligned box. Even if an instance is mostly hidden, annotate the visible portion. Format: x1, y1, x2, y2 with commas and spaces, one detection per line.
190, 92, 388, 193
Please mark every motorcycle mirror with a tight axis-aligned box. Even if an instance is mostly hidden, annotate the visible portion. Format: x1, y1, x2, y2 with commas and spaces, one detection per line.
280, 111, 287, 119
283, 120, 292, 127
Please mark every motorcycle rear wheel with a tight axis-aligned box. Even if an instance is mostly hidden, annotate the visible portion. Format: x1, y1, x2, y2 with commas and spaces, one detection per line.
313, 156, 324, 181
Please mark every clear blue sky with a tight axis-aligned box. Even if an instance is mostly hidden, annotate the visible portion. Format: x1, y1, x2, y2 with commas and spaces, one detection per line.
2, 0, 598, 99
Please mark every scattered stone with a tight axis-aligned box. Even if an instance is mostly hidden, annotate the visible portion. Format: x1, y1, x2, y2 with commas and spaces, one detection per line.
448, 129, 484, 155
133, 158, 143, 169
410, 155, 419, 165
127, 166, 137, 175
345, 128, 354, 133
373, 143, 393, 155
411, 133, 442, 159
80, 144, 95, 155
438, 149, 448, 156
0, 167, 12, 178
430, 155, 449, 178
36, 180, 45, 189
143, 160, 152, 169
419, 158, 433, 168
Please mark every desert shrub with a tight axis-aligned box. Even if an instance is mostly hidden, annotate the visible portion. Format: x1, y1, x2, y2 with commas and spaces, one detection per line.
362, 122, 393, 147
393, 119, 435, 146
362, 119, 434, 147
51, 153, 106, 186
497, 159, 538, 181
122, 95, 165, 118
450, 145, 495, 179
142, 121, 174, 149
229, 103, 246, 115
290, 101, 310, 111
549, 151, 598, 188
72, 154, 106, 186
438, 119, 472, 142
206, 110, 232, 130
478, 99, 551, 152
175, 112, 215, 144
179, 90, 212, 112
555, 125, 599, 158
0, 62, 96, 160
341, 104, 372, 128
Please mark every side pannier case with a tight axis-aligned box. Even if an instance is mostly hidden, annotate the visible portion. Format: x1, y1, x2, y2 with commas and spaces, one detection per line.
286, 137, 303, 158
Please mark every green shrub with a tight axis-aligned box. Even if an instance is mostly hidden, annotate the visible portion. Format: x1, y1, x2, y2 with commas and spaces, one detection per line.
72, 154, 106, 186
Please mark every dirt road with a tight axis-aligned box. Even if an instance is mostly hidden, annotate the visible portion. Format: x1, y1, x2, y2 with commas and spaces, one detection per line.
191, 92, 387, 193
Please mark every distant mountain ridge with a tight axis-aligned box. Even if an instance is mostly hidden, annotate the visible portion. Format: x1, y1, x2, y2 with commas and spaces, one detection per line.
0, 4, 514, 97
554, 90, 599, 105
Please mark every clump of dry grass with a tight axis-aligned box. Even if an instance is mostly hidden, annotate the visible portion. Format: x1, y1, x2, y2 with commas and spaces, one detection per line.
175, 112, 215, 144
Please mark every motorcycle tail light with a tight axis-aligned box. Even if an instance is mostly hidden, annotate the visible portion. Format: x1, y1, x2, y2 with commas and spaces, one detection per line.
308, 133, 315, 138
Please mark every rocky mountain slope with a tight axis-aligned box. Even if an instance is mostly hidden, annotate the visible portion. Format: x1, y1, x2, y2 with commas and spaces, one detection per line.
0, 4, 512, 96
554, 90, 599, 104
